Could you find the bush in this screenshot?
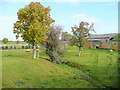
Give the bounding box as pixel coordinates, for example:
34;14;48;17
45;25;64;64
10;46;13;49
69;37;77;46
22;46;24;49
25;46;28;49
70;37;89;50
28;46;30;49
2;38;8;44
5;46;8;49
2;46;4;50
14;46;16;49
109;41;119;50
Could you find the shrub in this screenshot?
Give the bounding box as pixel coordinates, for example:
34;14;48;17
45;25;64;64
2;38;8;44
25;46;28;49
14;46;16;49
22;46;24;49
5;46;8;49
2;46;4;50
10;46;13;49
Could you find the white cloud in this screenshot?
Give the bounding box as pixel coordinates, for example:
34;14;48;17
71;13;100;25
70;13;116;34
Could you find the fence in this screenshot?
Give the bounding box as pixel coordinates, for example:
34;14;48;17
0;44;33;50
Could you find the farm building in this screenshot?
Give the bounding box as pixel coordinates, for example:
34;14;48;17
88;33;118;49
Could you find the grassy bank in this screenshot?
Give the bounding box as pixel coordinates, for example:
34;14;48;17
2;49;93;88
1;46;118;88
62;46;118;88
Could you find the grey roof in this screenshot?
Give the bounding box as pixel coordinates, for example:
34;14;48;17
89;33;118;39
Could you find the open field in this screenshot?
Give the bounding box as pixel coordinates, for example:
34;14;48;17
1;46;118;88
62;47;118;88
0;41;26;44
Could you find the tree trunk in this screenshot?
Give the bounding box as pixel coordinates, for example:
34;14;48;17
32;45;37;59
78;47;81;56
36;45;40;58
36;50;39;58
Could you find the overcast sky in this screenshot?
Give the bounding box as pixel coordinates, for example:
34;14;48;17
0;0;119;41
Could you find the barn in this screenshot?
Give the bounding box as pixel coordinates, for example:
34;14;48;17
88;33;118;49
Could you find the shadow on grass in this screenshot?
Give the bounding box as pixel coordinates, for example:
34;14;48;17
39;56;51;62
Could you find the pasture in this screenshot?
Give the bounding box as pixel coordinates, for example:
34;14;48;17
1;46;118;88
0;41;26;44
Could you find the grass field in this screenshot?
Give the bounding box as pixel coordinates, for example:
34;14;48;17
63;46;118;88
0;41;26;44
1;46;118;88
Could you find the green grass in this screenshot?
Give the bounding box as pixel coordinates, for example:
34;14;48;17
1;46;118;88
62;46;118;88
0;41;26;44
0;50;2;89
2;49;93;88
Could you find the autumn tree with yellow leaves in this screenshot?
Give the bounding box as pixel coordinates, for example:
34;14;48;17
13;2;55;59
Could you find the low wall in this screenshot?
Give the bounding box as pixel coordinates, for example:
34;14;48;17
0;44;29;46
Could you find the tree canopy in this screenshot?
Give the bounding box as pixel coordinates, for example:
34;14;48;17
13;2;55;59
2;38;8;44
13;2;55;46
71;21;95;56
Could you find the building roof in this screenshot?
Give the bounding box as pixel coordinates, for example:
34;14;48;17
89;33;118;39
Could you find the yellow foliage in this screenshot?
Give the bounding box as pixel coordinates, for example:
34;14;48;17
13;2;55;45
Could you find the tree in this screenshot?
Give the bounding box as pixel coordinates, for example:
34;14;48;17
61;32;72;41
13;2;55;59
70;35;89;49
114;34;120;41
109;34;120;50
61;32;73;48
45;25;63;63
71;21;95;56
2;38;8;44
